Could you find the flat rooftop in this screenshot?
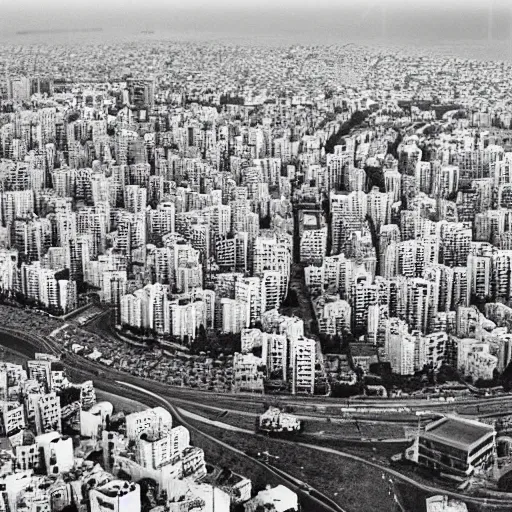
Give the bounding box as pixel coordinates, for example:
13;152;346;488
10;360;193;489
303;213;318;228
422;417;494;452
350;343;377;357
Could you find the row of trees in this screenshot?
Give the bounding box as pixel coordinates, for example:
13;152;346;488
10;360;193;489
0;291;65;317
120;323;243;358
324;110;371;154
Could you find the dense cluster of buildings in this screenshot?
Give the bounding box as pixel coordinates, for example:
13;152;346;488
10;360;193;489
1;39;512;398
302;125;512;385
2;28;512;512
0;353;301;512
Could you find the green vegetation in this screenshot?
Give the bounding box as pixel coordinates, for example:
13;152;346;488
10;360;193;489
0;304;63;337
474;370;500;389
280;289;299;308
330;382;364;398
190;329;241;357
324;110;371;154
364;166;385;192
219;94;245;105
60;386;81;406
435;364;461;384
387;131;402;159
188;420;396;512
188;429;282;494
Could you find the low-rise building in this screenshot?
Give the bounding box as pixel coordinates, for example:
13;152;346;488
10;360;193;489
417;416;496;477
244;485;298;512
258;407;301;433
232;353;265;393
90;480;140;512
466;345;498;382
426;495;468;512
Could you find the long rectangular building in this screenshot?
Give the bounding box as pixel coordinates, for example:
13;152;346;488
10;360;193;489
418;415;495;477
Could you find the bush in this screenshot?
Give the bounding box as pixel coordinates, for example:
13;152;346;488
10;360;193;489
331;382;363;398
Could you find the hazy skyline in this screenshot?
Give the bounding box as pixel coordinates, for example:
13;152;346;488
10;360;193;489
3;0;509;8
1;0;512;49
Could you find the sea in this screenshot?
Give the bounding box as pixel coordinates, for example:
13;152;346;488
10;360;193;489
0;27;511;66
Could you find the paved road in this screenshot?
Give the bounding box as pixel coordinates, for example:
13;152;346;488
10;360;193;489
119;381;348;512
69;315;512;418
5;329;512;510
177;407;254;434
0;329;344;512
6;323;512;426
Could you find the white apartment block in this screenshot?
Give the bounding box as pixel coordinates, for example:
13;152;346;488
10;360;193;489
125;407;173;441
169;300;205;340
34;392;61;435
290;336;316;395
221;298;248;333
1;403;25;436
300;228;327;265
90;480;141;512
37;431;74;476
137;426;190;470
262;333;288;381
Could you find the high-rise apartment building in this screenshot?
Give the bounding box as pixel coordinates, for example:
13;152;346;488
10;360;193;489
290;336;316;395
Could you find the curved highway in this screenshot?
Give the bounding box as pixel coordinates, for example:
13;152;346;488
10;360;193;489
116;380;512;510
0;328;344;512
119;381;347;512
4;328;512;510
79;311;512;418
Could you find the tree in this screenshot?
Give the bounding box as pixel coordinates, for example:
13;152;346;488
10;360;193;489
365;166;385;192
61;506;78;512
387;131;402;159
341;329;356;345
67;112;80;123
281;289;299;308
59;386;81;407
365;214;380;276
331;382;363;398
324;110;371;154
259;216;271;229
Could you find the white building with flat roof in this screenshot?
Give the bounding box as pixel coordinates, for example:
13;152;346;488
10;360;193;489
36;431;74;476
125;407;173;441
291;337;316;395
244;485;298;512
90;480;140;512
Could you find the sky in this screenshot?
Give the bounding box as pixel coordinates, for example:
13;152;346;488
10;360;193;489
1;0;512;46
1;0;508;8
